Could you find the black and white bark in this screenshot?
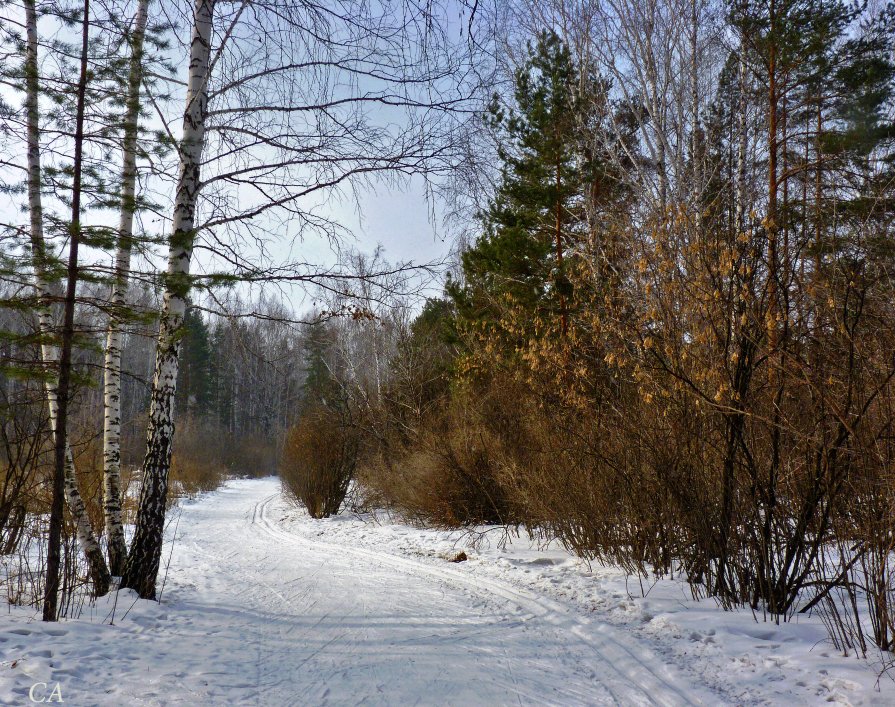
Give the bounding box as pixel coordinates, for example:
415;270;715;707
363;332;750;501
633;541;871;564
689;0;702;226
103;0;150;578
121;0;214;599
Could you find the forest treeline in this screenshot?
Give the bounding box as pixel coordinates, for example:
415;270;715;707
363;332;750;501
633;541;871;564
281;2;895;661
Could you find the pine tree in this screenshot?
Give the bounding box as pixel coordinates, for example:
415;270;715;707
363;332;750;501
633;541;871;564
450;31;632;373
451;32;583;343
301;320;340;413
176;307;213;418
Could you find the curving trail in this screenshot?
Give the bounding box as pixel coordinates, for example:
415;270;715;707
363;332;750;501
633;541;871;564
1;478;724;706
251;489;715;706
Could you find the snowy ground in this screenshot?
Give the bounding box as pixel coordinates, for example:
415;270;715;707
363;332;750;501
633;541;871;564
1;477;893;706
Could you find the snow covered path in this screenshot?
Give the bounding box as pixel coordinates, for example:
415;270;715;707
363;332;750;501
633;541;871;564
2;478;722;706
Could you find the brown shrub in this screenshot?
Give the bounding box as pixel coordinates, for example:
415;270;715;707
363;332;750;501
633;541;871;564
1;391;48;551
281;406;358;518
358;378;521;528
169;418;227;498
70;431;106;532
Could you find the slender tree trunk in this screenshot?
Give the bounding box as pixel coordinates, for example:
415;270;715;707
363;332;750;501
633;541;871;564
27;0;62;623
735;49;747;231
690;0;702;227
764;0;785;612
27;0;110;621
103;0;150;577
122;0;214;599
658;142;668;210
814;107;823;280
555;160;567;335
766;3;780;357
49;0;91;612
642;38;668;212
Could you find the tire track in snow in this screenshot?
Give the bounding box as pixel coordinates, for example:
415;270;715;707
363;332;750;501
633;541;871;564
251;491;719;707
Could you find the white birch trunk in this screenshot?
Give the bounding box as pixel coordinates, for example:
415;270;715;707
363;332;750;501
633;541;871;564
690;0;702;228
25;0;110;594
122;0;214;599
735;48;748;231
103;0;150;578
644;59;668;211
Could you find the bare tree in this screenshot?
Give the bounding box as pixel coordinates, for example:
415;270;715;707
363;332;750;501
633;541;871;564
122;0;481;597
103;0;151;578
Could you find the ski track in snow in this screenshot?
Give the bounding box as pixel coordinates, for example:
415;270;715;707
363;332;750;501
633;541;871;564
0;477;891;706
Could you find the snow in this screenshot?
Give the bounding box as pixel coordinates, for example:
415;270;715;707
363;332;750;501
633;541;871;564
1;477;893;705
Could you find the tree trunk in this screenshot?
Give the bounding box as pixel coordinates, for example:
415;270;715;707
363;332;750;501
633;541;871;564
735;48;747;231
555;160;567;335
27;0;62;623
26;0;110;622
103;0;150;577
690;0;702;228
122;0;214;599
766;1;780;356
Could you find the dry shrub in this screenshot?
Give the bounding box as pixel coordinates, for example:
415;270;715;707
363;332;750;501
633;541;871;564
360;387;518;527
1;392;99;612
70;431;107;532
170;450;221;498
221;432;279;477
816;456;895;657
497;227;895;626
65;407;146;529
169;418;227;498
281;406;358;518
1;389;47;553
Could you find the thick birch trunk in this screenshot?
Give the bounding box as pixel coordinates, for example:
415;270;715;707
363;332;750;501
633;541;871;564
122;0;214;599
25;0;110;616
103;0;150;577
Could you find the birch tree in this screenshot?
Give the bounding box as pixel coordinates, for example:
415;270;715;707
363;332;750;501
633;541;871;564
103;0;151;578
121;0;214;599
122;0;480;597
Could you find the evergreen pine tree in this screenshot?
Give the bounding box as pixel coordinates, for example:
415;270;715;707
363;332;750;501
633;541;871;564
176;307;213;418
301;321;340;413
450;32;584;344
